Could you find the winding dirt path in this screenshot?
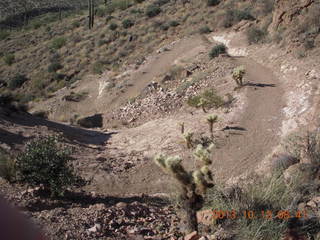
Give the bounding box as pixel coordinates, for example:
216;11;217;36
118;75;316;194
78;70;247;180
210;33;285;180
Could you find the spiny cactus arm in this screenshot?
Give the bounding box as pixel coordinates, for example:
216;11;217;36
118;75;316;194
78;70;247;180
165;156;191;186
192;170;208;194
193;144;213;165
154;154;168;171
200;166;213;181
207;115;218;124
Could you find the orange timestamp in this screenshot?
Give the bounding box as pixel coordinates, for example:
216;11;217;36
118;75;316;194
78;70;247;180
211;209;308;220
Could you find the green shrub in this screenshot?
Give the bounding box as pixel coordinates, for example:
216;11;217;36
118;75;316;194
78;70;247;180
169;20;180;27
113;0;132;10
96;7;106;17
209;44;226;58
48;62;63;73
304;39;315;50
247;26;267;44
92;61;105;74
207;0;220;6
72;21;80;28
109;22;118;30
0;30;10;40
146;5;161;17
16;136;77;197
122;19;134;28
32;22;42;29
154;0;170;6
222;9;254;28
3;53;15;66
134;0;145;3
199;26;211;34
8;74;28;90
187;89;224;109
51;37;67;49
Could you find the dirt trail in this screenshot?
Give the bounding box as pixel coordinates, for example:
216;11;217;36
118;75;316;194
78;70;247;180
84;33;286;195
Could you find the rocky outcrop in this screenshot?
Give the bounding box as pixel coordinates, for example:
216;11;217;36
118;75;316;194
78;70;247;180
271;0;315;30
77;114;103;129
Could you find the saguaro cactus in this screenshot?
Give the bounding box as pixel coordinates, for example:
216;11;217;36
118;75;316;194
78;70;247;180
88;0;95;29
232;65;246;87
206;115;218;136
154;144;214;233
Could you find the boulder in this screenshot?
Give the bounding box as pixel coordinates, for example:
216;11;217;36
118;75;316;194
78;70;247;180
77;114;103;128
185;231;200;240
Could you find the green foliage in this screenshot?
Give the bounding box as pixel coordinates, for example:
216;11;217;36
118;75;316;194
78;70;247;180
199;26;211;34
247;26;267;44
109;22;118;30
134;0;145;3
51;37;67;49
0;30;10;41
222;9;255;28
146;5;161;18
0;151;16;182
48;62;63;73
169;20;180;27
209;44;226;58
122;19;134;28
154;0;170;6
3;53;15;66
16;136;77;197
207;0;220;6
92;61;105;74
187;89;224;110
72;21;80;28
8;74;28;90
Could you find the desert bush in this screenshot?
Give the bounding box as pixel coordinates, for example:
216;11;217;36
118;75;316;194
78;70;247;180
72;21;80;28
282;130;320;164
247;26;267;44
63;91;88;102
3;53;15;66
8;74;28;90
96;7;106;17
134;0;145;3
109;22;118;30
304;39;315;50
187;89;224;111
146;5;161;17
48;62;63;73
114;0;133;10
222;9;254;28
16;136;77;197
169;20;180;27
0;151;15;182
0;30;10;40
122;19;134;28
209;44;226;58
207;0;220;6
51;37;67;49
154;0;170;6
92;61;105;74
199;26;211;34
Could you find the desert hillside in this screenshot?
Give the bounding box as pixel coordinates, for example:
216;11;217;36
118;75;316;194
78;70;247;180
1;0;320;239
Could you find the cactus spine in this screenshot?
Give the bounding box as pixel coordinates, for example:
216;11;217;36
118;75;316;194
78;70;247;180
232;65;246;87
154;144;214;232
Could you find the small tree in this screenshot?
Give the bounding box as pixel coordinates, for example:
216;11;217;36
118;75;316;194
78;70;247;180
207;115;218;136
154;144;214;233
232;65;246;87
197;97;207;113
17;136;77;197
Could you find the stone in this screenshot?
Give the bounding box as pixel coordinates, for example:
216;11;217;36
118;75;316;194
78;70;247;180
197;210;214;226
115;202;127;208
88;223;102;233
77;114;103;128
184;231;200;240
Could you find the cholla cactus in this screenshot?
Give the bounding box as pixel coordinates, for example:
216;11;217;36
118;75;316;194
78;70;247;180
197;97;207;113
154;144;214;232
184;132;194;149
206;115;218;135
178;122;185;134
232;65;246;87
